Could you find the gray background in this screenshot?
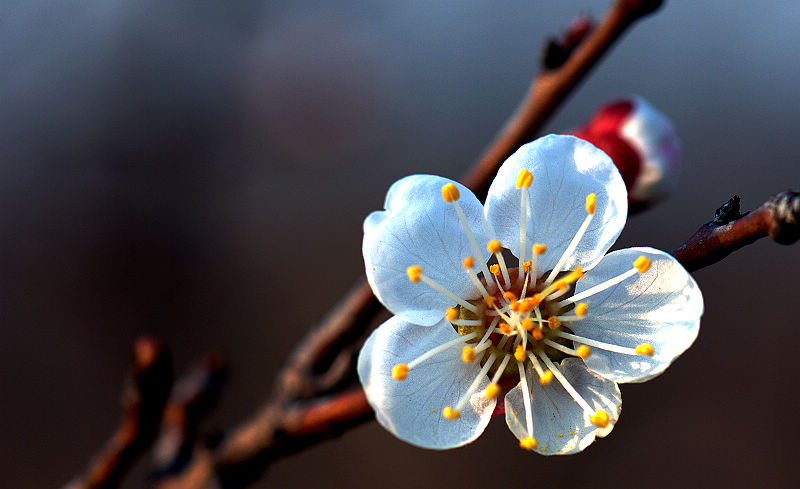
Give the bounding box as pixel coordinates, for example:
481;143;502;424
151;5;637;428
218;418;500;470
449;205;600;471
1;1;798;488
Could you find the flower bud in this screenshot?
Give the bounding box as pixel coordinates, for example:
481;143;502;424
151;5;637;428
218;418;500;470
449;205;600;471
571;96;681;211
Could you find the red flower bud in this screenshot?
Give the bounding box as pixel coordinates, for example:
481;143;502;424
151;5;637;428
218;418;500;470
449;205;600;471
572;96;681;211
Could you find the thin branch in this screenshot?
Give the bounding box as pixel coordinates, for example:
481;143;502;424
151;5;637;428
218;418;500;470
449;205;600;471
463;0;664;200
671;191;800;272
64;338;172;489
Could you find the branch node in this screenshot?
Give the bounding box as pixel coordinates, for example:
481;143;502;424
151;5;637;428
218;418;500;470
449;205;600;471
766;190;800;244
714;195;742;224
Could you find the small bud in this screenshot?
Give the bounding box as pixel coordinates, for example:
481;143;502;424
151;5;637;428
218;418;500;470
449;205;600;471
571;96;680;211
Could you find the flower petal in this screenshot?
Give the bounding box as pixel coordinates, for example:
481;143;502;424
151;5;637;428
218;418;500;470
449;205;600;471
505;358;621;455
357;316;496;449
570;247;703;383
485;134;627;274
364;175;490;326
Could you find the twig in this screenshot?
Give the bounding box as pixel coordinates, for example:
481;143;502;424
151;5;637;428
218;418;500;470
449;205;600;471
671;191;800;272
152;353;227;477
64;337;172;489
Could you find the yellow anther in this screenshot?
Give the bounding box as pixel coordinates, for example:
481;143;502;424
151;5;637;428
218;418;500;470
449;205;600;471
633;255;652;273
585;193;597;215
510;300;520;311
485;296;497;308
406;265;422;283
519;436;538;450
576;345;592;359
441;183;460;203
531;328;544;341
556;282;568;291
521;318;534;330
514;345;526;362
443;406;461;420
485;383;501;399
462;346;476;363
445;307;459;321
529;294;543;307
517;300;531;313
533;243;547;255
499;323;512;335
490;264;500;276
392;364;409;381
522;260;532;272
487;239;502;254
516;168;533;189
590;410;610;428
635;343;655;356
539;370;554;385
462;256;475;269
563;266;585;284
503;291;517;301
547;316;561;329
575;303;588;317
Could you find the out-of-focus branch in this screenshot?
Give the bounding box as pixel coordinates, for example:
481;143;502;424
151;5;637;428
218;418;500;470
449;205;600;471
152;353;227;477
463;0;664;200
64;338;172;489
671;191;800;272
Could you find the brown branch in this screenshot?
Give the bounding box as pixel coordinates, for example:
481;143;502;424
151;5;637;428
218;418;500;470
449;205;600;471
152;353;227;478
64;337;172;489
671;191;800;272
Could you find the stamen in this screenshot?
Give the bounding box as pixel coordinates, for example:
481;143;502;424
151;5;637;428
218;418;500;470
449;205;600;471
525;352;551;385
441;184;494;284
531;328;544;341
445;307;458;321
454;352;497;412
443;406;460;420
519;436;538;450
485;383;501;399
548;316;561;329
462;346;476;363
392;364;408;381
517;169;532;278
545;194;596;285
542;338;589;359
538;353;596;416
407;265;480;313
488;240;511;288
489;354;512;387
450;319;483;327
406;331;481;369
521;318;535;330
633;255;652;273
561;258;648;306
441;183;460;203
555;330;653;356
463;256;490;298
575;303;588;316
590;410;610;428
530;243;546;281
514;344;526;362
517;358;535;438
539;266;585;299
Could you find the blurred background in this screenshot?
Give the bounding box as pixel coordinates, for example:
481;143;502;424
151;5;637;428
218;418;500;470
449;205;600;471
1;1;799;487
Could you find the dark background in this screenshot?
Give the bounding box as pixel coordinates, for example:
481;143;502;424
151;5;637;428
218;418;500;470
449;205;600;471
1;1;799;488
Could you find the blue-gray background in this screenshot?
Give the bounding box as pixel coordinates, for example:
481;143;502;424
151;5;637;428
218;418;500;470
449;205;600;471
1;1;798;488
